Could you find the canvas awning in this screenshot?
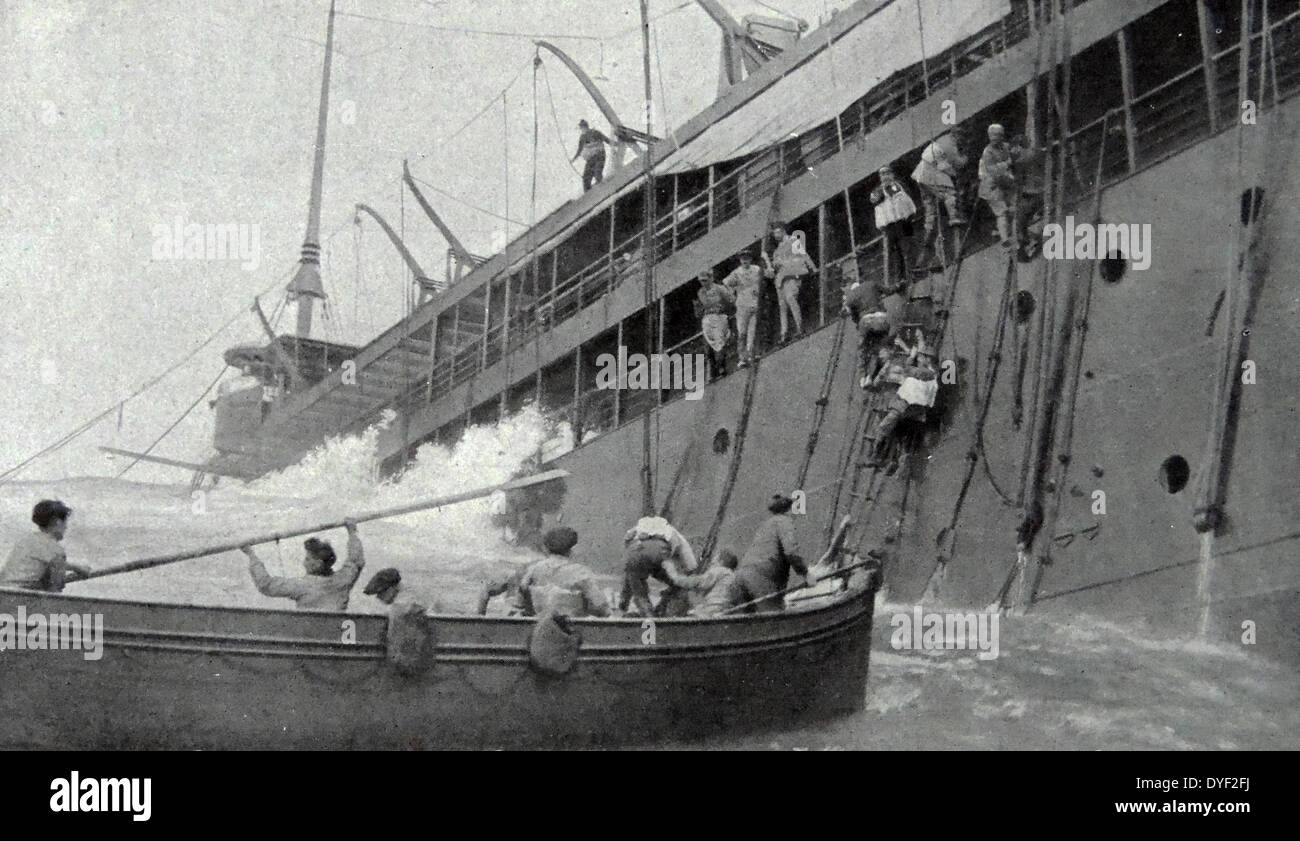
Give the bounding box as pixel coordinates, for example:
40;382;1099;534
656;0;1012;173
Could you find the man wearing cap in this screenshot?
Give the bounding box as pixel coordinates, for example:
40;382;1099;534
979;123;1017;248
240;518;365;611
517;526;611;618
618;515;697;617
363;567;433;674
722;250;764;366
363;566;408;605
730;495;815;614
1;500;91;592
572;119;611;192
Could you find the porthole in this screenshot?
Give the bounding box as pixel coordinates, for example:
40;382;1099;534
1013;290;1036;324
712;428;731;455
1158;455;1190;494
1099;250;1127;284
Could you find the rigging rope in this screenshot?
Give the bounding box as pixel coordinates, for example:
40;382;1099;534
921;253;1017;598
0;262;296;485
794;314;847;490
114;366;230;480
699;359;763;566
538;61;582;176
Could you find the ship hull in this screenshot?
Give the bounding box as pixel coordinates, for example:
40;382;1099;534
537;104;1300;670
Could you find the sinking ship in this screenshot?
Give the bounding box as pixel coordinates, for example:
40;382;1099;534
192;0;1300;668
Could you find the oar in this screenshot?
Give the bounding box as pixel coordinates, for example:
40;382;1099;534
81;469;570;580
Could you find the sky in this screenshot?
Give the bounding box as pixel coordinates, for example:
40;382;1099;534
0;0;844;483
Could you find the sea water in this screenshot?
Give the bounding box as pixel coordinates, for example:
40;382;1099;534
2;407;1295;750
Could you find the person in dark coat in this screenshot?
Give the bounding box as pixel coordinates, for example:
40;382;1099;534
729;495;817;613
573;119;611;191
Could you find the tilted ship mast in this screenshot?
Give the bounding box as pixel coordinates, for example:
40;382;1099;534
285;0;336;338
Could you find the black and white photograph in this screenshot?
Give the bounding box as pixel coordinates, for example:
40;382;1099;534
0;0;1294;782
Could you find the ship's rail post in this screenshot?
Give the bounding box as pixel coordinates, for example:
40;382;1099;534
707;165;716;233
1114;28;1140;174
1194;0;1221;132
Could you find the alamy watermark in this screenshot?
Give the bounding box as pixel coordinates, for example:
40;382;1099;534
594;347;706;401
889;607;999;660
151;216;261;270
1042;215;1151;270
0;607;104;661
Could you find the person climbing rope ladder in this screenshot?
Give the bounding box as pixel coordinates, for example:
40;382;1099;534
864;337;938;473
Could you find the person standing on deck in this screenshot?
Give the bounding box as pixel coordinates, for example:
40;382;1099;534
618;515;697;617
0;500;91;592
730;495;816;613
870;165;921;288
241;518;364;611
722;250;763;367
694;272;735;380
768;225;817;344
979;123;1017;249
572;119;610;192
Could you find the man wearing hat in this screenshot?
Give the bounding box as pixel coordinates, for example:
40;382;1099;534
363;566;406;605
730;494;816;614
517;526;611;618
722;249;764;366
363;567;433;674
1;499;91;592
241;518;365;611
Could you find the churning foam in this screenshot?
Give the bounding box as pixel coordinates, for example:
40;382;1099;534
227;405;568;562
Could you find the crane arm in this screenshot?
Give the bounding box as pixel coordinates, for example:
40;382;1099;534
402;160;481;270
354;203;435;286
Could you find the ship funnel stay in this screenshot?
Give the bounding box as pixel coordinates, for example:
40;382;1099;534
288;0;336;338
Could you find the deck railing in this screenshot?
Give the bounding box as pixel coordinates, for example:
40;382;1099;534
358;3;1300;442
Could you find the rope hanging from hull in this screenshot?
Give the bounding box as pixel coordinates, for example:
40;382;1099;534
922;253;1018;600
699;358;763;566
794;314;848;490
